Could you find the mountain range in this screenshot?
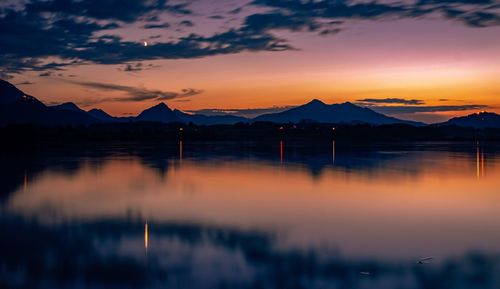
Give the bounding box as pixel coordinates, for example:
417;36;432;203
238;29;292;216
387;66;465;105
1;79;499;128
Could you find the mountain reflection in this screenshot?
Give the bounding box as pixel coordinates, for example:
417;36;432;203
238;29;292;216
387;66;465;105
3;141;500;200
2;142;500;288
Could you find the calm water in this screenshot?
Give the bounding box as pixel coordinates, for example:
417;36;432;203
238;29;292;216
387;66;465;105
1;141;500;289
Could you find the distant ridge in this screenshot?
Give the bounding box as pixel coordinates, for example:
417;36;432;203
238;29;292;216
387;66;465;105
51;102;86;113
439;112;500;128
87;108;115;121
173;109;247;125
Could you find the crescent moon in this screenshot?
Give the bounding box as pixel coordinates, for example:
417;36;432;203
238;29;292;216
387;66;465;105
143;41;148;47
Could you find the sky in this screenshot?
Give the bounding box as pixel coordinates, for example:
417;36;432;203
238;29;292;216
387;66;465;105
1;0;499;123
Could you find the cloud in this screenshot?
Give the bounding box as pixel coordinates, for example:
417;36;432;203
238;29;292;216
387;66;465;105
25;0;190;23
179;20;194;27
0;3;291;77
142;22;171;29
368;104;489;114
357;98;425;105
0;71;13;79
123;63;143;72
39;71;52;77
209;15;225;20
251;0;500;29
15;81;34;85
120;62;159;72
70;81;203;102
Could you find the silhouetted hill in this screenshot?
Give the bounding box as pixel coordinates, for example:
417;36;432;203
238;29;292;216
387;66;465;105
439;112;500;128
0;80;98;126
254;99;423;125
136;102;182;123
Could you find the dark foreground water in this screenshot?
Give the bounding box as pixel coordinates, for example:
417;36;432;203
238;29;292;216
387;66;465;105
1;141;500;289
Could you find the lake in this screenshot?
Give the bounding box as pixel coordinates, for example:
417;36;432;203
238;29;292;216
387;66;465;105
1;141;500;289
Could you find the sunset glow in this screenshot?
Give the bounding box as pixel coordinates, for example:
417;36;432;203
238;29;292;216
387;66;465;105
1;1;498;123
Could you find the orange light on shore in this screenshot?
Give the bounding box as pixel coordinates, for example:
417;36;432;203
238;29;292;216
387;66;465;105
144;221;149;254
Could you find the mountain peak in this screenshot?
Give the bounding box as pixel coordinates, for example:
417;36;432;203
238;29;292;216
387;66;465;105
137;102;180;123
307;99;326;106
335;101;358;108
152;102;170;109
255;99;421;125
88;108;115;121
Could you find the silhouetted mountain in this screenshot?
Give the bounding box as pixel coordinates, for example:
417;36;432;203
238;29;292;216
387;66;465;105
136;102;182;123
254;99;423;126
439;112;500;128
0;80;99;126
0;79;24;104
173;109;247;125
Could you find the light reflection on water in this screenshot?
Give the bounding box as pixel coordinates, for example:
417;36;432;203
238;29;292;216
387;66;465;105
1;141;500;288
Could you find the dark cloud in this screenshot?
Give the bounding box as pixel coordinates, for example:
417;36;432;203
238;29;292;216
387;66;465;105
0;0;498;78
39;71;52;77
120;62;159;72
0;3;291;77
243;12;331;33
25;0;190;23
229;7;243;14
179;20;194;27
251;0;500;30
368;104;489;114
15;81;35;85
0;71;13;79
357;98;426;105
123;63;143;72
209;15;225;20
70;81;203;102
142;22;171;29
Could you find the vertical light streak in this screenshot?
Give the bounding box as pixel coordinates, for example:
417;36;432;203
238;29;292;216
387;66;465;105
144;221;149;255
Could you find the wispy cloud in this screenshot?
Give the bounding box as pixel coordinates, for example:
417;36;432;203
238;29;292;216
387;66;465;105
369;104;489;114
356;98;425;105
70;81;203;103
15;81;34;85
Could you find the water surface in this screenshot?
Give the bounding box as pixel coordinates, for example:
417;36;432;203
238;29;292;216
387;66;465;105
1;142;500;288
